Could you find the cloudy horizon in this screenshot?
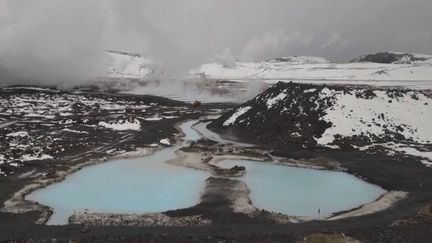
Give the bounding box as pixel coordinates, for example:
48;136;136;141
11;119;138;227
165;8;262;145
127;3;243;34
0;0;431;84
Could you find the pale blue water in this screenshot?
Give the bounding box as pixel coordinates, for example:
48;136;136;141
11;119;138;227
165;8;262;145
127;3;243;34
27;146;208;225
27;120;386;225
192;121;253;147
218;160;386;218
179;120;201;141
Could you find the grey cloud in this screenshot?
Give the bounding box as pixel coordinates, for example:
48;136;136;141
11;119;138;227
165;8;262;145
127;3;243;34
0;0;431;84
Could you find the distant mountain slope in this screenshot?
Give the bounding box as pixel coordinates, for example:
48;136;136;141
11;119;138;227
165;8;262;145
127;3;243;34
351;52;432;64
265;56;330;64
191;53;432;81
103;50;161;80
209;82;332;147
209;82;432;166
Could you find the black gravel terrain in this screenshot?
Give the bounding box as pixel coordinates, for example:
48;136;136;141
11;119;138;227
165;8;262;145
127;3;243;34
1;85;432;242
209;82;332;148
209;82;432;150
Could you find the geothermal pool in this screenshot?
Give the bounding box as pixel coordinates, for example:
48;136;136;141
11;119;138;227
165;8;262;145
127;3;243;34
27;146;209;225
27;120;209;225
218;159;386;218
27;119;385;224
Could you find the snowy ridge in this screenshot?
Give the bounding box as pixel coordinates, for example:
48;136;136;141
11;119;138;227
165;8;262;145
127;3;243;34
98;119;141;131
351;52;432;64
316;89;432;146
209;82;333;147
266;56;330;64
210;82;432;166
192;53;432;81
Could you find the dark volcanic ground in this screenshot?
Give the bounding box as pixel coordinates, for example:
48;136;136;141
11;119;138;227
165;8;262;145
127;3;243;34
209;82;432;150
1;85;432;242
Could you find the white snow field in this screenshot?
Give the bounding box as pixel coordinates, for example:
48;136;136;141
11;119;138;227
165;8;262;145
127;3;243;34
92;51;432;102
310;88;432;166
98;119;141;131
191;53;432;85
220;83;432;166
316;89;432;146
101;51;432;84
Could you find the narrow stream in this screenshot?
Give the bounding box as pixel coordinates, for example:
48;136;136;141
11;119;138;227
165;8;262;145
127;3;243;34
193;120;253;147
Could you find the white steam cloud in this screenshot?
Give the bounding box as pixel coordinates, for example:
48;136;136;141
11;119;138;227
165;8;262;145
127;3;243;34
0;0;431;85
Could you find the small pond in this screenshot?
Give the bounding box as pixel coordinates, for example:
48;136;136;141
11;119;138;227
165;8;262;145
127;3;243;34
218;159;385;218
27;147;208;225
27;120;385;224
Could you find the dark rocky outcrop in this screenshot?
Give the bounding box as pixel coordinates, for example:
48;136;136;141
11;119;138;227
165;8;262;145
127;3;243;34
209;82;334;148
209;81;431;150
350;52;430;64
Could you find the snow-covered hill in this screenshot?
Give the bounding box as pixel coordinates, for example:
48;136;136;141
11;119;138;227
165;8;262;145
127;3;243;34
351;52;432;64
209;82;432;166
191;53;432;81
102;50;162;80
265;56;330;64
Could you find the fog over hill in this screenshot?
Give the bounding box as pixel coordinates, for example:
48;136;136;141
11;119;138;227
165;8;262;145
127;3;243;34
1;0;432;85
193;52;432;81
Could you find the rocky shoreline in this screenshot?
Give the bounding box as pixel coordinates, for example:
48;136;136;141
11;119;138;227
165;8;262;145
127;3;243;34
1;146;159;224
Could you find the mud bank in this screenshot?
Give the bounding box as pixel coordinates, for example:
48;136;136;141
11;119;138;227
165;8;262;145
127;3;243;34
328;191;408;220
69;213;211;227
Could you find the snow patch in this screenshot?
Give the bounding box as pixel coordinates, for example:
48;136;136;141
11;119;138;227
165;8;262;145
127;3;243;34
21;154;53;161
223;106;252;126
396;147;432;166
316;89;432;146
387;144;432;167
192;56;432;82
159;138;171;145
6;131;29;137
98;120;141;131
62;128;89;134
144;117;163;121
304;88;317;93
266;90;288;109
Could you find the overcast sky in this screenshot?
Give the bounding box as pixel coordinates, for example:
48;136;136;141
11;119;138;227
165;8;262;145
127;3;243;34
0;0;431;84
